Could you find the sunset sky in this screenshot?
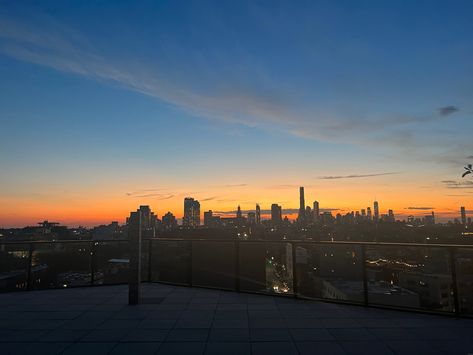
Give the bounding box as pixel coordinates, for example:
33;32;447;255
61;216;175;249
1;0;473;227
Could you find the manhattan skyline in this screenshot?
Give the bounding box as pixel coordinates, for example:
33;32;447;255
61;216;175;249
1;1;473;227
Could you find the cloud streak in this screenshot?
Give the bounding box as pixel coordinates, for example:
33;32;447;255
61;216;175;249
405;207;434;210
438;106;459;116
441;180;473;189
317;172;400;180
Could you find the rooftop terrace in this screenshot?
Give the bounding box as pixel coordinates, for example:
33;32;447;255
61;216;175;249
1;283;472;355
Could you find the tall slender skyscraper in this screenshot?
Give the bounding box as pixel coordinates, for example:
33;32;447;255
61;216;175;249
298;186;305;221
256;204;261;224
313;200;320;222
367;207;372;220
373;201;379;221
461;206;467;225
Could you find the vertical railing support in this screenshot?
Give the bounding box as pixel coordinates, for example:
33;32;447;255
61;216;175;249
292;242;298;298
148;239;153;283
26;243;34;290
361;245;369;306
90;242;96;285
128;210;142;305
449;247;460;316
235;240;240;292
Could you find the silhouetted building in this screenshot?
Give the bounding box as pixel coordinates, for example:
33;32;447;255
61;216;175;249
183;197;200;227
127;205;157;237
424;211;435;225
271;204;282;225
313;201;319;222
204;210;214;227
388;209;395;223
256;204;261;224
237;205;242;219
461;206;467;225
374;201;379;221
298;187;305;222
367;207;372;220
162;212;177;230
305;206;313;223
247;212;256;224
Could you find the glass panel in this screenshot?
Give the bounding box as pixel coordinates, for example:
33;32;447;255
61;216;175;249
0;243;30;292
239;242;267;293
296;244;363;303
455;248;473;316
265;242;294;295
94;241;130;285
192;241;235;290
239;242;294;295
141;239;150;282
31;242;91;289
365;246;453;312
151;240;190;285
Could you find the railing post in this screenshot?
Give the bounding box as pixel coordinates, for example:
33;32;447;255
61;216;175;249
128;210;142;305
148;239;153;283
188;241;193;287
235;240;240;292
361;244;369;306
292;242;298;298
90;242;96;286
26;243;34;290
449;247;460;316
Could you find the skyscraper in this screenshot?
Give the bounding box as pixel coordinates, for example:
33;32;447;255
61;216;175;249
367;207;372;220
388;209;395;222
313;200;320;222
183;197;200;227
204;210;213;227
461;206;467;225
237;205;242;219
256;204;261;224
271;203;282;225
305;206;313;222
298;186;305;222
247;212;256;224
162;211;177;230
373;201;379;221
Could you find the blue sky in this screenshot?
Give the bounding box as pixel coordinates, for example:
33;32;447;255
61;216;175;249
1;0;473;225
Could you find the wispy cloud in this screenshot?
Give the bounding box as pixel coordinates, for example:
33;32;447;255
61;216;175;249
438;105;459;116
406;207;434;210
317;172;400;180
441;180;473;189
129;193;175;200
201;196;218;201
126;188;165;196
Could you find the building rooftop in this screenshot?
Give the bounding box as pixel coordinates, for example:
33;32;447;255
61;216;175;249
1;283;472;355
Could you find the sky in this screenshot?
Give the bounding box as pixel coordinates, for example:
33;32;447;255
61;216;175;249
1;0;473;227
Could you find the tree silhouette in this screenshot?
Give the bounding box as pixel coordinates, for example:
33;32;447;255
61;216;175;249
462;164;473;178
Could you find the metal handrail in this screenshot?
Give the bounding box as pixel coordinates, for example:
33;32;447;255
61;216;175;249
0;238;472;248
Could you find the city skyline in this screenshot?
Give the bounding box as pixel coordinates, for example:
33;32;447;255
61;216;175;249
1;1;473;227
1;185;470;228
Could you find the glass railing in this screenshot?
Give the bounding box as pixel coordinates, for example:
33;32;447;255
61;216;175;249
0;239;472;317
